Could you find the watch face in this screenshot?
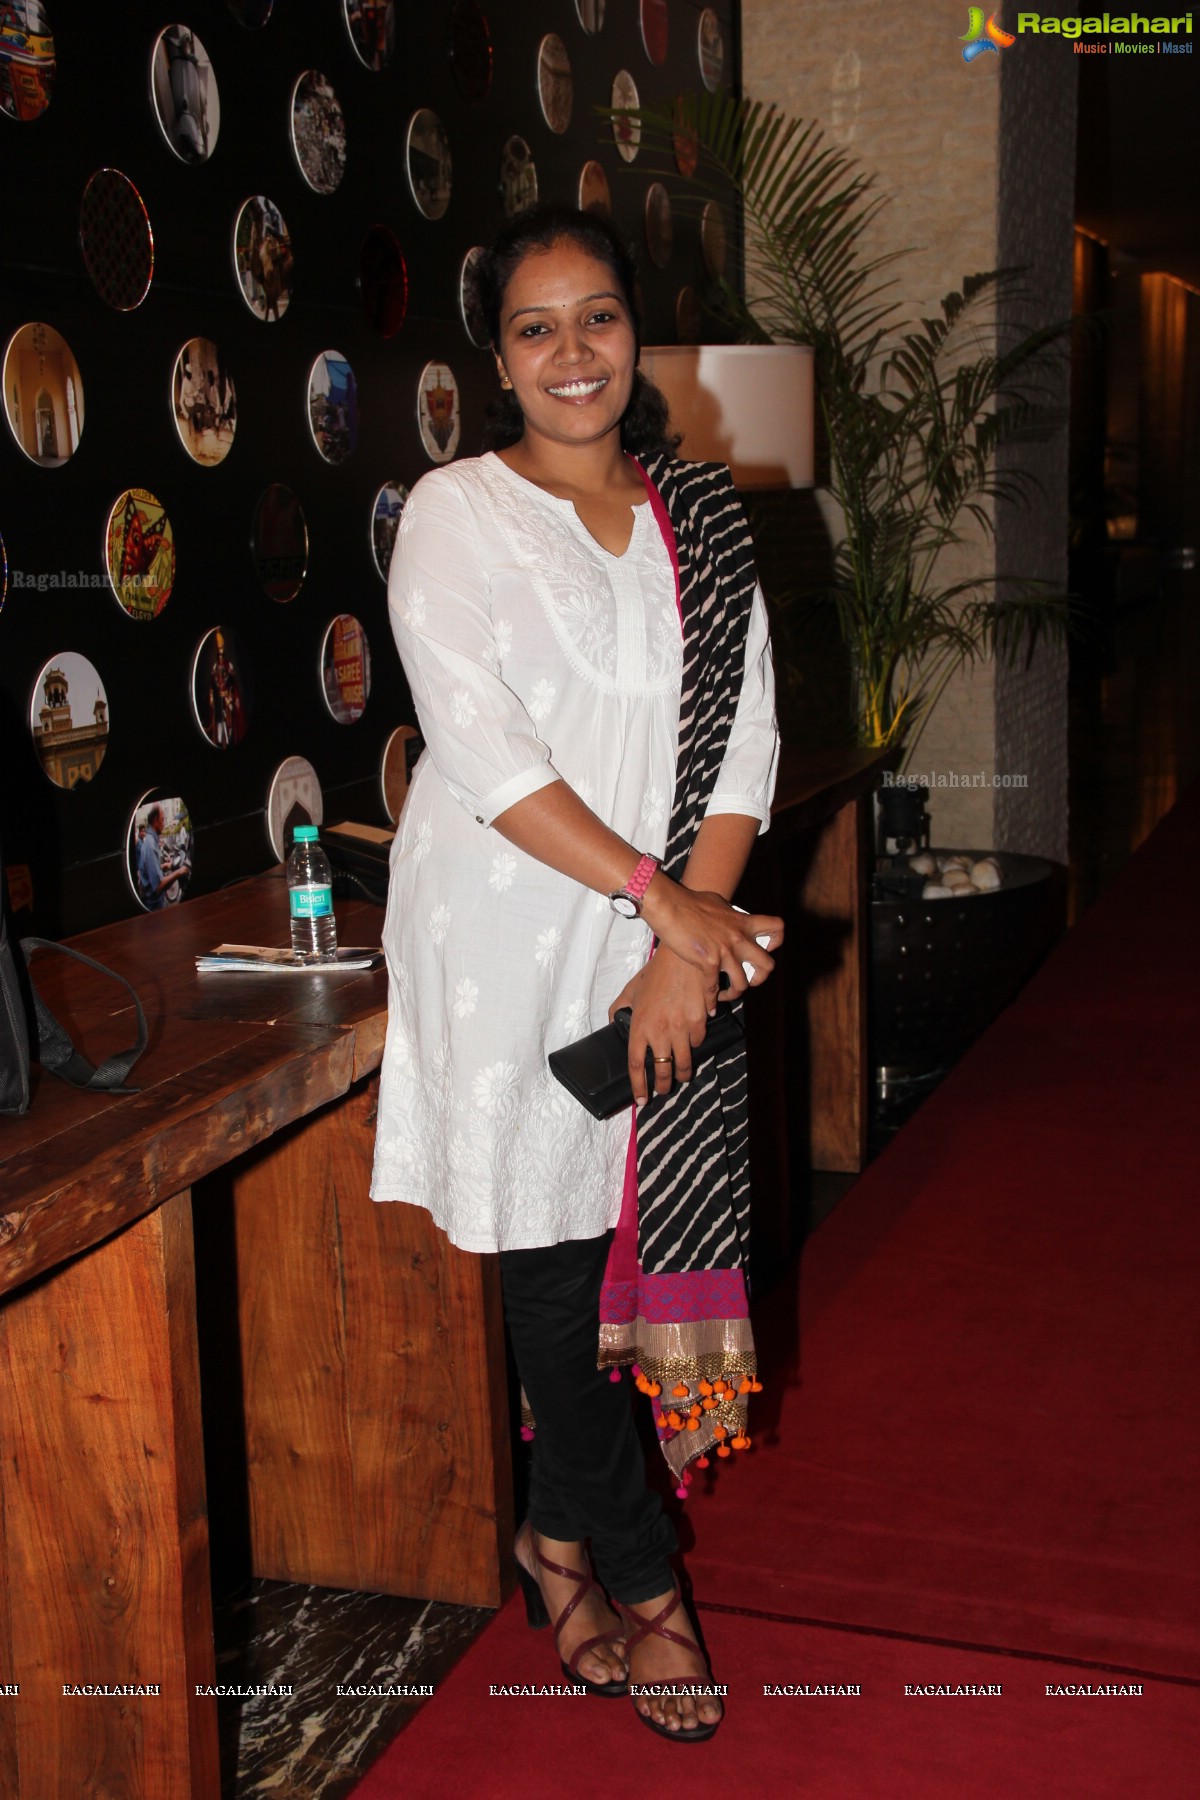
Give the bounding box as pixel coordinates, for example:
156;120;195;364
610;893;638;918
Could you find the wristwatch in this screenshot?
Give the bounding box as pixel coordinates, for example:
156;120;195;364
609;852;660;919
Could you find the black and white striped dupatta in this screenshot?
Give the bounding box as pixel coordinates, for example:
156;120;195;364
598;453;764;1481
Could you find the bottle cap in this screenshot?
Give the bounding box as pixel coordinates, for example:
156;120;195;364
292;824;319;842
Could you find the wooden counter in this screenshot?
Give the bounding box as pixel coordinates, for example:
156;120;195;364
0;876;512;1799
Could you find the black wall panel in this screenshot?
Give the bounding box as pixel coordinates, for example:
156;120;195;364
0;0;739;937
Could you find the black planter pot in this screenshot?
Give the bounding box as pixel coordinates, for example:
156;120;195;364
870;849;1065;1079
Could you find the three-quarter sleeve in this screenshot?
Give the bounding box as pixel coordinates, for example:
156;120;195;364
388;471;560;826
704;581;781;834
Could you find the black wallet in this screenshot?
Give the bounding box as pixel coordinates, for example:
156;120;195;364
548;1005;745;1119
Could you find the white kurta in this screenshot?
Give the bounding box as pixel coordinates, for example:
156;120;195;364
369;452;779;1253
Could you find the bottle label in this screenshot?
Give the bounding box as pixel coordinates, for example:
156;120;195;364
289;884;333;919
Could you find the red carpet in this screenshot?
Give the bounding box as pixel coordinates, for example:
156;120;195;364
351;1592;1195;1800
352;784;1200;1795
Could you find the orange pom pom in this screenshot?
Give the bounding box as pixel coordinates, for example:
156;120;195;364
713;1423;727;1440
667;1411;682;1429
738;1378;752;1395
634;1376;649;1393
671;1383;689;1399
716;1444;731;1458
698;1379;714;1396
654;1413;667;1429
689;1404;702;1418
750;1380;763;1393
686;1417;700;1431
696;1455;711;1468
701;1396;718;1410
731;1434;750;1450
646;1382;662;1397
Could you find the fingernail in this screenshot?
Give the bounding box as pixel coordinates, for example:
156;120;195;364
635;1097;646;1109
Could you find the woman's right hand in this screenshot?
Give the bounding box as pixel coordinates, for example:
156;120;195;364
640;876;784;1001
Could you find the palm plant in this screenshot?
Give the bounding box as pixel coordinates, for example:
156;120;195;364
622;94;1073;760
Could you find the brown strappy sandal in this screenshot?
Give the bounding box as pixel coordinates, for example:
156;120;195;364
618;1576;723;1742
513;1524;628;1698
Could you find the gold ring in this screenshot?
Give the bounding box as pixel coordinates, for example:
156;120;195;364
653;1054;673;1064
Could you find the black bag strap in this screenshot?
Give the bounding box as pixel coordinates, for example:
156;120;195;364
19;938;148;1095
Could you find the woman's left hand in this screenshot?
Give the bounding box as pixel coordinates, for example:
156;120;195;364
608;947;721;1104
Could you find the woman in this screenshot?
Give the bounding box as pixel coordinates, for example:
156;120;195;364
371;205;782;1739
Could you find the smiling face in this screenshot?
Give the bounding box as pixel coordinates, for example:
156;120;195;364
494;238;637;456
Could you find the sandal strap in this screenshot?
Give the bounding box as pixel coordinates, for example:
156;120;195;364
618;1580;700;1658
565;1624;625;1677
530;1540;600;1643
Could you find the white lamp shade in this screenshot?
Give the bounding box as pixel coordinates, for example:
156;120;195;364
639;343;815;489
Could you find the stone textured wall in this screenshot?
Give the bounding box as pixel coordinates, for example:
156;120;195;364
993;34;1076;860
742;3;1075;856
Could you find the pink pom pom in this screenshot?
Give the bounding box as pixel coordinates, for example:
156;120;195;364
519;1425;535;1441
631;1363;643;1379
608;1368;622;1383
674;1485;688;1500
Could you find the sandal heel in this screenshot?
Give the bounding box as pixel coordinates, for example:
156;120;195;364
516;1557;550;1630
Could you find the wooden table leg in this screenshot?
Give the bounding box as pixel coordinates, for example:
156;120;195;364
0;1191;219;1799
803;794;871;1173
228;1077;515;1607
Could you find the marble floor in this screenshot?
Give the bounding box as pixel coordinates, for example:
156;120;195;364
215;572;1199;1799
213;1582;490;1798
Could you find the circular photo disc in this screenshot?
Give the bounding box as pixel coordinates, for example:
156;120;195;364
307;350;358;465
573;0;605;33
537;33;572;135
698;8;725;91
127;791;195;913
30;652;109;789
406;109;452;221
192;626;251;749
500;134;537;218
611;71;640;164
321;614;372;725
673;97;698;178
233;196;293;322
0;528;7;614
266;755;323;862
343;0;394;71
381;724;423;824
459;246;489;348
371;481;409;580
80;170;154;310
251;483;308;602
0;2;55;120
675;286;703;345
150;25;220;164
3;322;85;466
172;336;236;467
449;0;492;104
105;489;176;620
645;182;673;270
228;0;274;25
360;225;408;338
417;361;461;464
701;200;727;280
578;160;611;216
640;0;668;66
291;71;346;195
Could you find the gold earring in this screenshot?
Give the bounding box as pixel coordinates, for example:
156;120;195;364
499;373;511;389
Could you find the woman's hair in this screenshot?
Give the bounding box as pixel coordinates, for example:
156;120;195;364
473;203;679;458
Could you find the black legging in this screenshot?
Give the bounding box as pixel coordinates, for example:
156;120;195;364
498;1228;678;1605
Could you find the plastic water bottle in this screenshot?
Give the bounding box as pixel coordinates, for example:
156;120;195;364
287;824;338;961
